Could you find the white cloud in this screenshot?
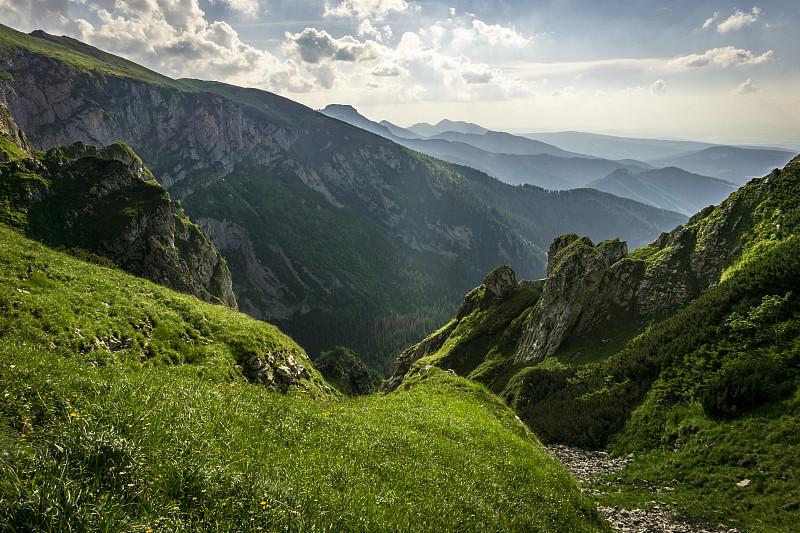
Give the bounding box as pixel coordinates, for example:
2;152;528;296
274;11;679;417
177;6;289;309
717;6;761;33
650;79;666;94
702;12;719;29
451;19;531;48
370;62;408;76
283;28;385;64
75;0;319;93
357;19;381;39
669;46;772;69
323;0;416;21
551;86;583;97
734;78;760;94
209;0;259;16
471;20;530;47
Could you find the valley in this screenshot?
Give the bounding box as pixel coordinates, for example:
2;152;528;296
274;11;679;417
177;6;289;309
1;20;799;533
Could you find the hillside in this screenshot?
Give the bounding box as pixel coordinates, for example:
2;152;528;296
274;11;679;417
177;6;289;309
0;104;236;308
0;224;608;532
587;167;740;215
0;23;684;373
386;156;800;531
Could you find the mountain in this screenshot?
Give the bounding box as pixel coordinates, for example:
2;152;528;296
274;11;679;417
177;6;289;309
378;119;419;139
318;103;397;139
407;119;490;137
0;103;237;308
427;130;580;158
385;156;800;531
646;145;795;185
520;131;716;161
321;104;651;189
0;23;683;374
587;166;740;215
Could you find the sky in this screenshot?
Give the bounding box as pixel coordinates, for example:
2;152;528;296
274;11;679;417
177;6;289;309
3;0;800;145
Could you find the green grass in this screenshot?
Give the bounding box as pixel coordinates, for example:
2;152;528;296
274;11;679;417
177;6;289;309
0;224;323;389
0;226;609;532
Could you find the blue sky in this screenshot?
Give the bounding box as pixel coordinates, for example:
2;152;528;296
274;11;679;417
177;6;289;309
3;0;799;144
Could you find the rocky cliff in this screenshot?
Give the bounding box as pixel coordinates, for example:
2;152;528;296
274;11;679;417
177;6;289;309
516;172;767;362
0;105;237;308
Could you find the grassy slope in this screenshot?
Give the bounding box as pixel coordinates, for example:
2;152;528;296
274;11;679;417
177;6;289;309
0;225;608;532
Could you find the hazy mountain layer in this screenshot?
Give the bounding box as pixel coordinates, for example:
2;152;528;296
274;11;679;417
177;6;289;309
322;104;651;189
646;145;795;184
587;166;740;215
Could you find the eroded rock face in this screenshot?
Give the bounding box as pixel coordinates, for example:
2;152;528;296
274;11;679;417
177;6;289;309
516;236;608;361
516;182;762;362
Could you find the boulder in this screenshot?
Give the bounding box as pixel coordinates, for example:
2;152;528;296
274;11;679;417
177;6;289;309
483;264;517;298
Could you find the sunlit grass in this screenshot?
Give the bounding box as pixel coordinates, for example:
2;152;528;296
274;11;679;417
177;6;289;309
0;226;608;531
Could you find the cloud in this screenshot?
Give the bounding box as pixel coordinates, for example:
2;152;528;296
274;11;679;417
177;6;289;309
734;78;760;94
551;86;583;97
209;0;259;16
71;0;320;93
702;12;719;29
323;0;416;21
370;62;408;76
283;28;385;64
670;46;772;69
717;6;761;33
472;20;530;47
357;19;381;39
650;79;666;94
452;19;531;48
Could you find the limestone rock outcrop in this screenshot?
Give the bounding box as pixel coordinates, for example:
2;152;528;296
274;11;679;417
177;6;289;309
516;180;765;362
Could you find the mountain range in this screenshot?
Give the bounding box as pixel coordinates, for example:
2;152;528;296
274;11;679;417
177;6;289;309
0;23;684;373
321;105;795;214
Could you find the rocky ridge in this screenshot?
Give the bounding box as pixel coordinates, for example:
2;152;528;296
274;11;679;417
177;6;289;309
0;105;237;308
516;179;764;362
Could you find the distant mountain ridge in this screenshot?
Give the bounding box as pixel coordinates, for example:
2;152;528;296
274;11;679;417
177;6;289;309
320;104;650;189
587;166;740;215
392;118;795;185
646;145;796;184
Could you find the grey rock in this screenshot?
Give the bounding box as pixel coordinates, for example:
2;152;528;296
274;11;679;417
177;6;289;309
483;264;517;298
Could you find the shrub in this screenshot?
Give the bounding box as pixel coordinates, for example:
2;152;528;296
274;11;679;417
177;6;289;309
700;354;792;418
